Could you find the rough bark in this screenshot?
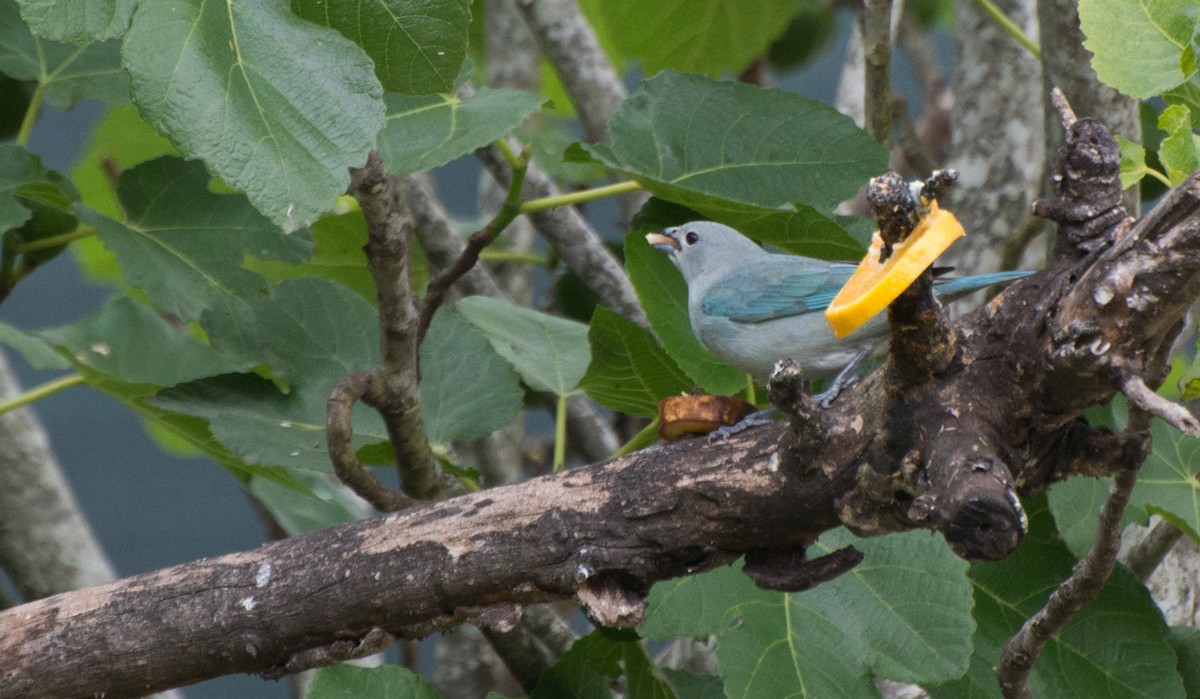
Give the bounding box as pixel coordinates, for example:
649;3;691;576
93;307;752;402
2;116;1197;698
0;353;115;600
946;0;1044;272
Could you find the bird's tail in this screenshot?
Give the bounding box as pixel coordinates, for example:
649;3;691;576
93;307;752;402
935;270;1033;299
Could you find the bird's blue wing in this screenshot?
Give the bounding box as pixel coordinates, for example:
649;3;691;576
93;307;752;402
702;262;859;323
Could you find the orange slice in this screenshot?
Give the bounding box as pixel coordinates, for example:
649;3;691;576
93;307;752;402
825;203;964;339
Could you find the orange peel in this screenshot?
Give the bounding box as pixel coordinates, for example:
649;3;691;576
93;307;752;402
825;203;964;339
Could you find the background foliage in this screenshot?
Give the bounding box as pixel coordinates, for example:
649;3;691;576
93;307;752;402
3;0;1200;697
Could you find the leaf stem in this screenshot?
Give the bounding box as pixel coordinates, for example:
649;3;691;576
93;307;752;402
16;86;43;147
13;226;96;254
553;393;569;472
1148;168;1173;187
477;250;552;267
493;138;523;170
611;418;659;458
518;180;642;214
972;0;1040;58
0;373;85;416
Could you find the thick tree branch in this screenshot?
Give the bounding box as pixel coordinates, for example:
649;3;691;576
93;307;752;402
861;0;894;147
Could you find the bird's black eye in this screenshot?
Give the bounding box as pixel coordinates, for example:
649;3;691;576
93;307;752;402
685;231;699;245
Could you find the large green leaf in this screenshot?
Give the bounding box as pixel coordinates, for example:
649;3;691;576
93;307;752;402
291;0;471;94
580;0;804;77
643;529;974;695
17;0;134;42
0;0;127;107
154;373;386;473
457;295;590;395
419;306;523;444
532;629;675;699
377;86;545;175
1129;420;1200;542
307;663;440;699
79;156;312;323
122;0;385;230
586;72;887;213
69;105;177;283
155;278;390;472
245;207;374;301
623;231;746;395
1079;0;1196;98
40;297;245;386
928;496;1184;699
580;306;691;417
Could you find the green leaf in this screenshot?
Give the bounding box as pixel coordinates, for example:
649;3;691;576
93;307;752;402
307;663;440;699
457;295;590;395
1158;104;1200;184
419;306;523;443
533;628;674;699
1046;475;1117;557
1169;626;1200;698
586;72;887;213
292;0;471;95
928;496;1185;699
1128;420;1200;542
154;373;384;472
79;156;312;322
69;105;178;283
644;530;974;694
40;297;245;386
623;231;746;395
1079;0;1197;98
155;278;391;471
803;529;974;684
580;306;691;417
0;0;127;107
17;0;135;42
122;0;385;230
248;470;365;536
1117;135;1155;190
245;207;374;301
0;319;69;369
377;86;545;175
580;0;804;77
0;143;54;232
660;669;723;699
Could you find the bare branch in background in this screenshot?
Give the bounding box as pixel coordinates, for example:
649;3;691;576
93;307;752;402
861;0;895;147
477;142;649;329
946;0;1044;273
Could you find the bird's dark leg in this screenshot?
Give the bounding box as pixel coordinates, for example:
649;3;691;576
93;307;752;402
705;407;780;443
812;348;871;408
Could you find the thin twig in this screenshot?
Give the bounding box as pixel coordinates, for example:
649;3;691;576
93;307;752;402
416;145;530;348
326;372;413;513
996;410;1150;698
348;152;443;500
972;0;1041;58
1121;373;1200;436
399;175;504;300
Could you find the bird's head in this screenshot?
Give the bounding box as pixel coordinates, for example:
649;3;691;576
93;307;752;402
645;221;765;280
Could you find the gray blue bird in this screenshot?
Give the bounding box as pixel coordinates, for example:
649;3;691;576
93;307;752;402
646;220;1031;398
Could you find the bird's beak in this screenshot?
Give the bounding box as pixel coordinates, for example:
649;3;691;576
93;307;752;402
645;230;680;252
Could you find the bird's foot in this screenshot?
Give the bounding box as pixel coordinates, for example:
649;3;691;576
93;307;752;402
706;407;780;443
